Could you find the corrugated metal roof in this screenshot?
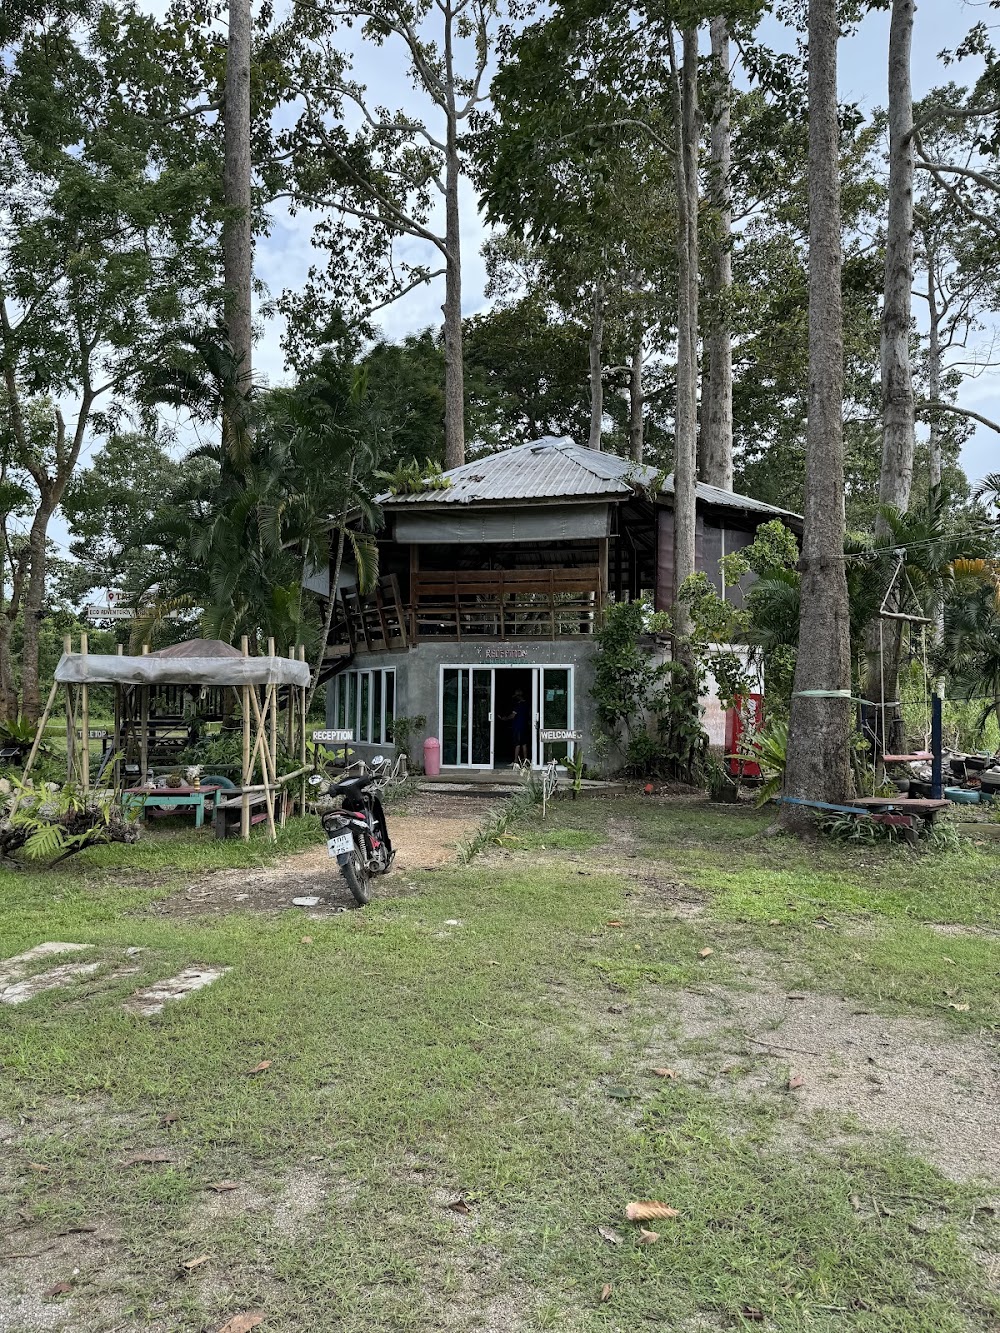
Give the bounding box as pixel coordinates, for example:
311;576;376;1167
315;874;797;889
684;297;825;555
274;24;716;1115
377;436;800;521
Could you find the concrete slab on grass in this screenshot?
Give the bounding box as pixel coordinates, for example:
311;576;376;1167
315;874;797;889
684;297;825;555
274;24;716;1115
126;965;231;1017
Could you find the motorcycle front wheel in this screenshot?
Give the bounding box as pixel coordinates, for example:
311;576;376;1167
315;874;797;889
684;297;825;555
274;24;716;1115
341;843;372;906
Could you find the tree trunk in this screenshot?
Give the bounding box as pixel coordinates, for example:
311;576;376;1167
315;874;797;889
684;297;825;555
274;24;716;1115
588;281;605;451
307;452;355;714
671;27;700;639
865;0;915;758
781;0;853;822
442;16;465;471
20;500;54;726
629;340;644;464
0;617;17;721
878;0;916;519
701;14;734;491
926;242;942;490
223;0;253;399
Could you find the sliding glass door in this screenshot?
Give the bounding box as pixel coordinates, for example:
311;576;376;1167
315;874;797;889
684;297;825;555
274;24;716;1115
441;668;495;766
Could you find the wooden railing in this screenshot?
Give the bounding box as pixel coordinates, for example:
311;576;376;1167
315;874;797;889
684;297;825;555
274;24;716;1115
332;568;604;650
411;567;602;640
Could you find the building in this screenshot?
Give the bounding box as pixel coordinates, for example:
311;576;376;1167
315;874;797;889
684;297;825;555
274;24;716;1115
321;436;799;771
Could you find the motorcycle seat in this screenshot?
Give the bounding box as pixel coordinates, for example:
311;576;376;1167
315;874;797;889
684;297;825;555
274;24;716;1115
331;774;375;799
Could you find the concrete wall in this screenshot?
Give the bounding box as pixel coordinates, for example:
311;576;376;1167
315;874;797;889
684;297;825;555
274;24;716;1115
326;639;599;769
324;639;758;772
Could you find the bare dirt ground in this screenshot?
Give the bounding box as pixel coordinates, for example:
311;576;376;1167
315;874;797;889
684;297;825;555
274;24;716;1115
147;791;490;917
650;975;1000;1187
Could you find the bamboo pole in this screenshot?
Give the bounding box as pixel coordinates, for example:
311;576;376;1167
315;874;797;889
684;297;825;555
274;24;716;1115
80;632;90;796
240;635;251;840
64;635;76;785
247;683;277;840
14;679;60;816
139;643;150;788
113;644;124;790
298;643;307;816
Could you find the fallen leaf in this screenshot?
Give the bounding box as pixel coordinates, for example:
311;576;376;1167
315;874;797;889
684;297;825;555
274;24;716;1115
181;1254;210;1272
740;1307;765;1322
299;936;314;944
207;1180;241;1193
217;1313;266;1333
27;1162;49;1172
652;1068;678;1079
947;1002;970;1012
159;1111;181;1127
246;1060;272;1074
447;1197;472;1215
638;1227;660;1244
597;1226;623;1246
698;947;714;959
600;1283;613;1303
123;1150;173;1166
625;1201;680;1222
768;918;781;926
606;920;624;928
606;1084;635;1099
849;1193;862;1211
46;1283;72;1298
787;1074;806;1091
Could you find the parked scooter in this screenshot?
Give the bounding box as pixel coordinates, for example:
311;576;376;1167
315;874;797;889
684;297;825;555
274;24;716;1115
308;769;395;905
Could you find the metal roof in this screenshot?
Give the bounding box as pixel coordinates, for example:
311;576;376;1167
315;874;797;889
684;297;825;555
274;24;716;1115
377;436;801;522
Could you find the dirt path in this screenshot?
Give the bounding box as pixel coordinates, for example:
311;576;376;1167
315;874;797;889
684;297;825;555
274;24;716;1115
149;791;490;917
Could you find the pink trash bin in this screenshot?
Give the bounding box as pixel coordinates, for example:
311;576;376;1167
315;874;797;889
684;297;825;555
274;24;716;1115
423;736;441;777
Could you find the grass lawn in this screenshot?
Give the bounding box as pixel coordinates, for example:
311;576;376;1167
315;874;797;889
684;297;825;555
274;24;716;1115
0;797;998;1332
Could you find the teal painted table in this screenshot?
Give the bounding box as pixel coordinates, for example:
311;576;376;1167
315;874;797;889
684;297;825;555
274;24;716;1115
123;785;223;829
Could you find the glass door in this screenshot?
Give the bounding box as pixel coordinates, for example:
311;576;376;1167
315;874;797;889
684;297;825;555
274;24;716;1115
471;668;494;767
539;667;573;764
441;667;495;766
442;668;468;766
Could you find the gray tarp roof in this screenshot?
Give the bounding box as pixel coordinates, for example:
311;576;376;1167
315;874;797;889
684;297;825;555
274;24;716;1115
55;638;310;688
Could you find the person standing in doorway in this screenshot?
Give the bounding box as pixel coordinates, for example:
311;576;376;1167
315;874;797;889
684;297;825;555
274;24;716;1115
504;690;530;765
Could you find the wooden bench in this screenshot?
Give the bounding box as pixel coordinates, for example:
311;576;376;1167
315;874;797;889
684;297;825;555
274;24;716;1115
777;796;940;845
848;797;949;830
214;790;287;839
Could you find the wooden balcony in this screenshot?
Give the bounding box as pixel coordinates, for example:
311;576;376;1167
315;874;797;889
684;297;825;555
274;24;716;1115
412;568;602;642
333;568;603;651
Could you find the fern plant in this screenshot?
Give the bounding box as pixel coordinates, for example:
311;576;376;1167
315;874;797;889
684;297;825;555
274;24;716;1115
2;779;139;864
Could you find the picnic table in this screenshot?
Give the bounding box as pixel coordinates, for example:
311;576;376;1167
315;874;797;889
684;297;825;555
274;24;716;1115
122;784;225;829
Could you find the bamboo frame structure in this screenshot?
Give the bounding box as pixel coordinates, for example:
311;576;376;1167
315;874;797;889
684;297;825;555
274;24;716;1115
22;636;312;843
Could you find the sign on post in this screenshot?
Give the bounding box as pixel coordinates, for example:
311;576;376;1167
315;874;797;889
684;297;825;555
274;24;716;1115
539;728;582;743
312;729;356;744
88;728;109;740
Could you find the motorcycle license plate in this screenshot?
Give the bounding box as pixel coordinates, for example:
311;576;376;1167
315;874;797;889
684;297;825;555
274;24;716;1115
327;831;353;858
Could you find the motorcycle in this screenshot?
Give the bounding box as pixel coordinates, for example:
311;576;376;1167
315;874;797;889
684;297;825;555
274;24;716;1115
308;767;395;905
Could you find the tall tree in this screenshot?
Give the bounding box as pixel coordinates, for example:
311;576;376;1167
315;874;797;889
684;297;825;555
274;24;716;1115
279;0;522;470
701;13;735;490
781;0;853;820
670;23;700;638
865;0;915;754
223;0;254;404
0;2;215;722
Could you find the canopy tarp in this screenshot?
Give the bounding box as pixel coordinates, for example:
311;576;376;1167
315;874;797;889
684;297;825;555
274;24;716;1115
55;638;310;688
